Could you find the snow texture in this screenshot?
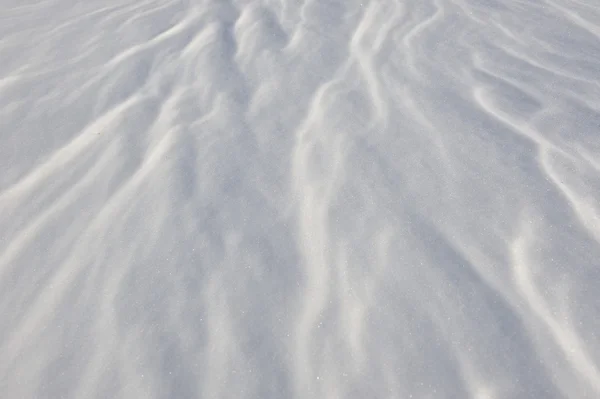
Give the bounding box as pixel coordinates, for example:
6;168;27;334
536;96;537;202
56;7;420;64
1;0;600;398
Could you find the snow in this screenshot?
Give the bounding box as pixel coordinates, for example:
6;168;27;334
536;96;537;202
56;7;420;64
1;0;600;397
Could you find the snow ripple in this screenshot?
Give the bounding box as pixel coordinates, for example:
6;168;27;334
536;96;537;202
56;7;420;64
1;0;600;398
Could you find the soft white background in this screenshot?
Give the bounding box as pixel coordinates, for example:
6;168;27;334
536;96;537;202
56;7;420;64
1;0;599;397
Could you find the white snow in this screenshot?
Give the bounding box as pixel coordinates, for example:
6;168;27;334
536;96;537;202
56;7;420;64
1;0;600;397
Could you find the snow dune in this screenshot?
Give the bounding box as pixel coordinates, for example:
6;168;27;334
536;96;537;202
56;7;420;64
2;0;600;397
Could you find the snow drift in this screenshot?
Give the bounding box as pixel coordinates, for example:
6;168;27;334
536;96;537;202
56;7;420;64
1;0;600;397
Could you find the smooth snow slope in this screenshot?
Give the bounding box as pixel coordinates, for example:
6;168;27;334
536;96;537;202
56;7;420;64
2;0;600;397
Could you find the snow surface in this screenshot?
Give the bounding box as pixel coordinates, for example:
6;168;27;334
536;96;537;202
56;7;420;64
1;0;600;397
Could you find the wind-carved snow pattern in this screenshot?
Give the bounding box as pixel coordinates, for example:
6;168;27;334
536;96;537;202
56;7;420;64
1;0;600;398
